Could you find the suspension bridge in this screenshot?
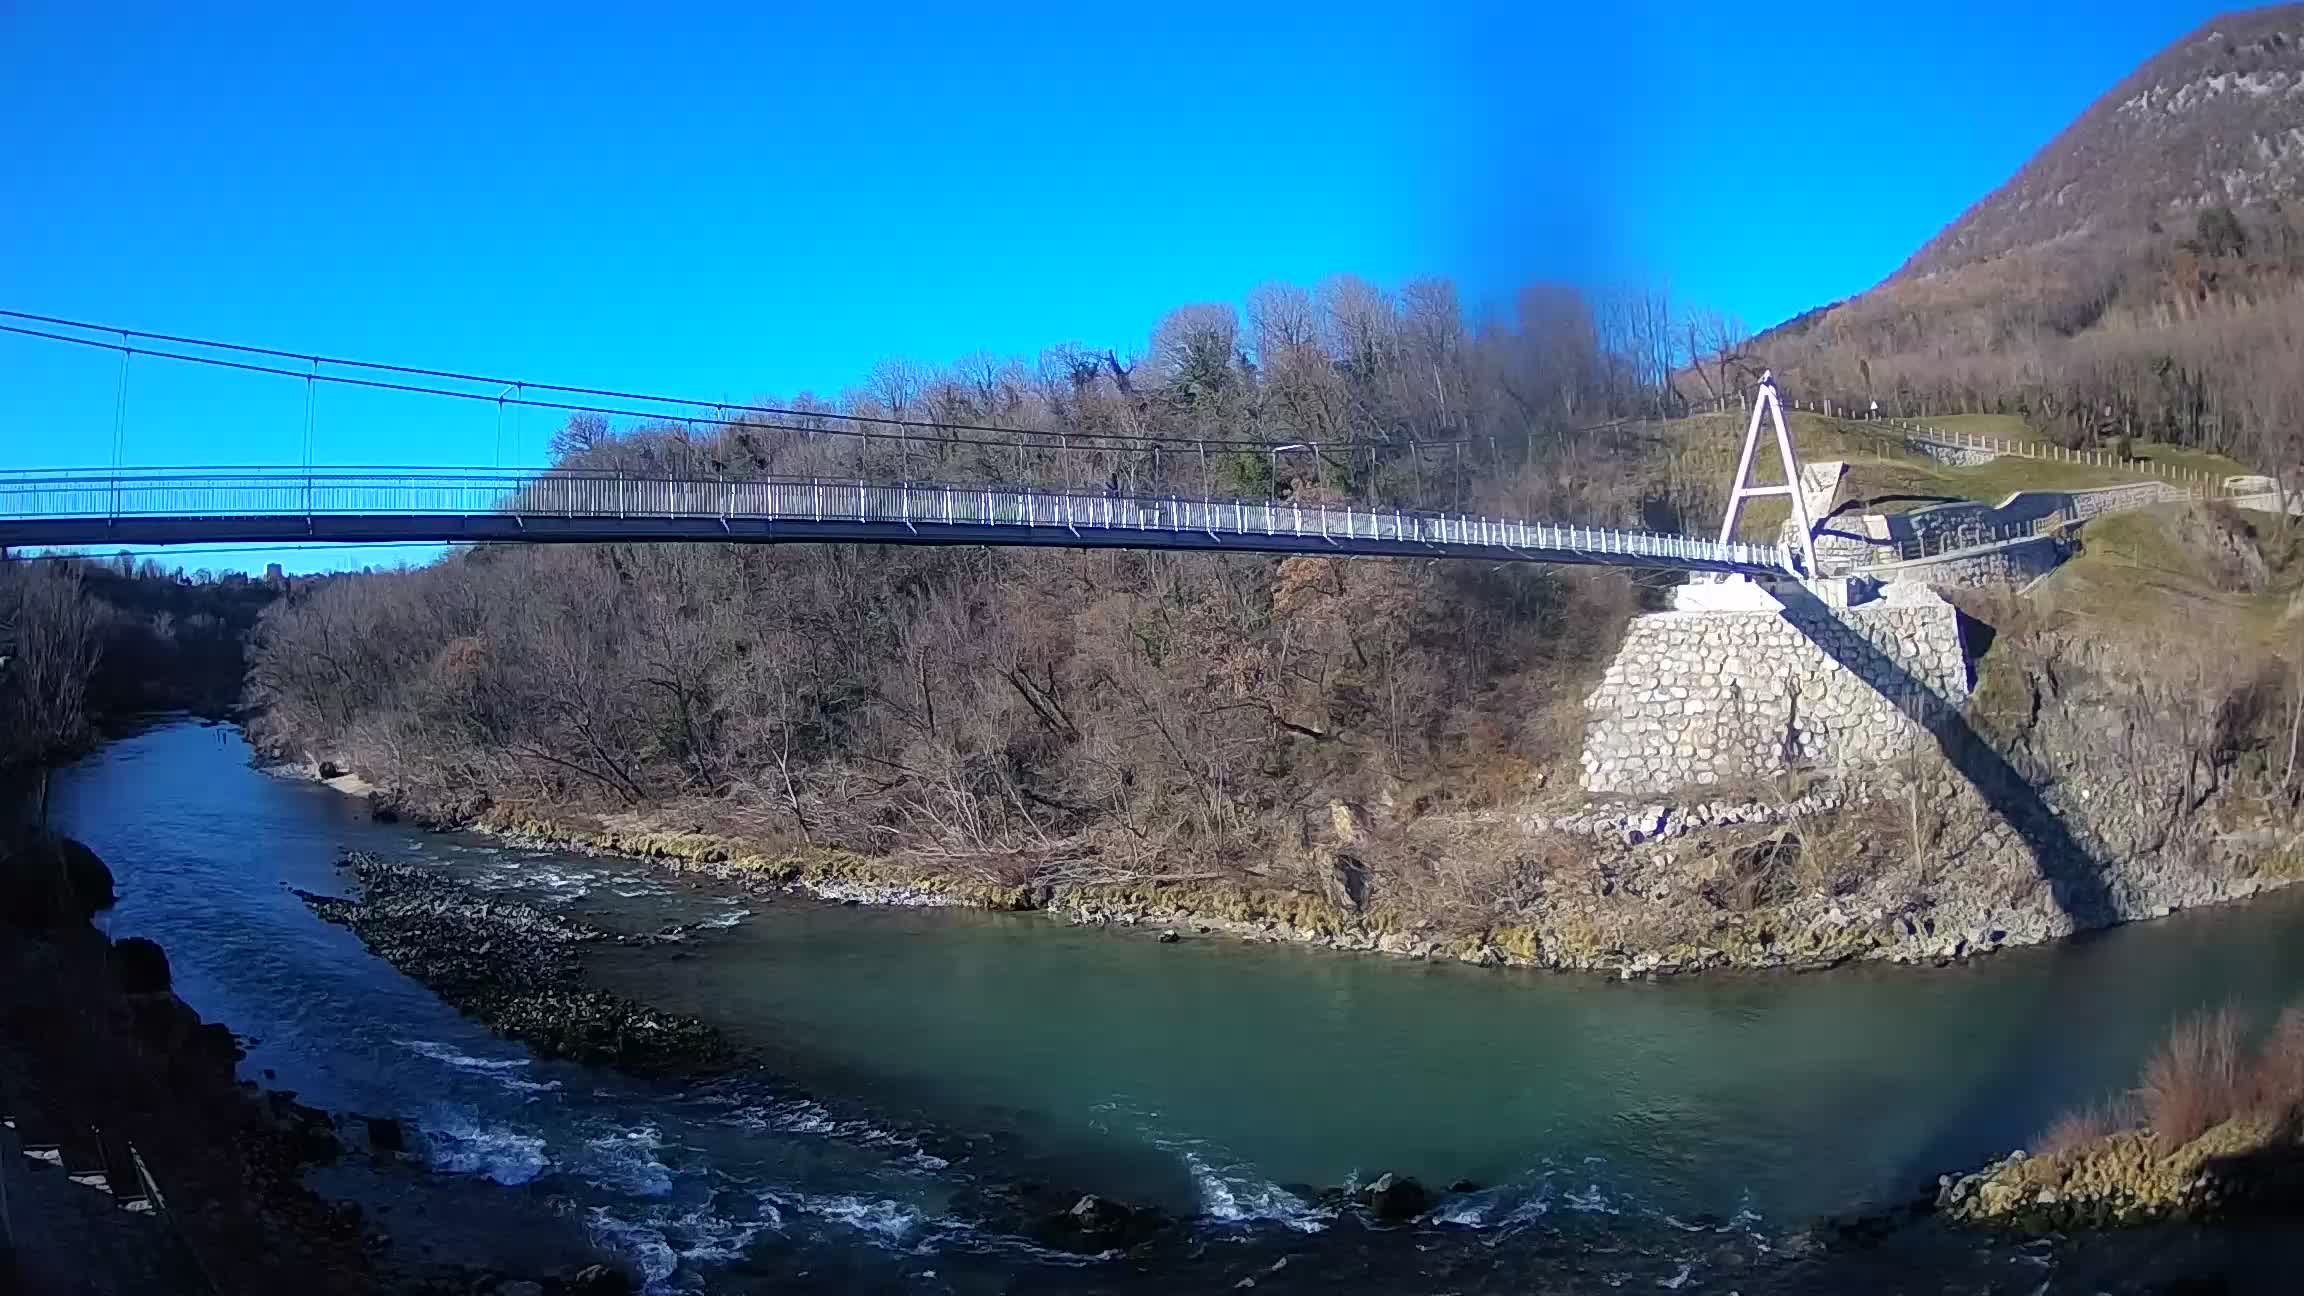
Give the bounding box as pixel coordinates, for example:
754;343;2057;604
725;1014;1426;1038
0;467;1783;572
0;312;1798;577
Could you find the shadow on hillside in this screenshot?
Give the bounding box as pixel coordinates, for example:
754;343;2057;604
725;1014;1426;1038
1850;493;1965;512
1769;581;2114;931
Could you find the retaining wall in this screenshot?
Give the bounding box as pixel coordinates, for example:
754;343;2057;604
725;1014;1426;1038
1861;534;2067;590
1905;440;1999;467
1886;482;2189;546
1581;586;1970;794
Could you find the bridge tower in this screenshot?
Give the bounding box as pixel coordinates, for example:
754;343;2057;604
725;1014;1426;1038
1716;371;1819;577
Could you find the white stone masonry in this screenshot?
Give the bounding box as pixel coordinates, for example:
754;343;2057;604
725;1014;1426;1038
1580;584;1970;794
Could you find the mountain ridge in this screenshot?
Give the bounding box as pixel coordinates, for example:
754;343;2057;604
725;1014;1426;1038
1894;5;2304;282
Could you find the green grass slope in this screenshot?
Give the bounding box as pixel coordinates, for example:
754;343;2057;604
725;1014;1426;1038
1651;411;2252;542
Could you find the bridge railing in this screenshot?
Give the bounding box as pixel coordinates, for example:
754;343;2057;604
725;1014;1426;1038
0;468;1787;573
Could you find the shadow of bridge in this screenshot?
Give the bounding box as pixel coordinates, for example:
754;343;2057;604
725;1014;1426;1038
1766;579;2115;933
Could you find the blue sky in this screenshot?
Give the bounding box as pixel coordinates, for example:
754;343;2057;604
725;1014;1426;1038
0;0;2248;569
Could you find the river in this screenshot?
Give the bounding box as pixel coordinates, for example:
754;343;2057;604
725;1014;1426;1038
48;719;2304;1292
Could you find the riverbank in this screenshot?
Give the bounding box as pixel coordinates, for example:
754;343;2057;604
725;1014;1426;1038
298;854;734;1074
255;502;2304;983
331;773;2304;981
46;720;2304;1292
1937;1002;2304;1235
0;831;635;1294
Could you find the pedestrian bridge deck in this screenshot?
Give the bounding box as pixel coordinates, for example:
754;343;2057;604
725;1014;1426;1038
0;468;1789;574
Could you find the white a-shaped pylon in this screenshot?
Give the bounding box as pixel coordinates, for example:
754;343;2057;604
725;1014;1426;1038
1716;371;1818;576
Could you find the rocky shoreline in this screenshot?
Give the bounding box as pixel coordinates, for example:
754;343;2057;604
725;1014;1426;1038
289;848;1512;1248
298;854;733;1075
0;832;638;1295
31;737;2304;1292
1935;1120;2304;1233
323;775;2304;984
1933;1004;2304;1237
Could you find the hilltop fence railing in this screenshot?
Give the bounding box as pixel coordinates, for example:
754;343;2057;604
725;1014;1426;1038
1669;389;2254;496
1816;478;2274;574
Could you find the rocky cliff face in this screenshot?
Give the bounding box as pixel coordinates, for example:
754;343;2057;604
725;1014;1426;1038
0;835;375;1293
1899;6;2304;281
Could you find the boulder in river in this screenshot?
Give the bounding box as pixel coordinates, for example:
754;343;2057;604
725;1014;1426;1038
1032;1193;1164;1252
0;833;116;927
111;935;173;993
364;1115;406;1155
565;1261;638;1294
1360;1172;1431;1222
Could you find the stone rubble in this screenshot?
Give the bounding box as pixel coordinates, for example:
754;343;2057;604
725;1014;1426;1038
1526;792;1843;845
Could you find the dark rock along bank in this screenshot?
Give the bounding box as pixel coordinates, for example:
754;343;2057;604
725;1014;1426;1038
298;853;733;1075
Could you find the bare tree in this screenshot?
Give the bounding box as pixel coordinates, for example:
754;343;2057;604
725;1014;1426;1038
0;565;106;821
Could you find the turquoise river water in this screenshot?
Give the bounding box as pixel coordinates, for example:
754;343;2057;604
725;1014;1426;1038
49;719;2304;1293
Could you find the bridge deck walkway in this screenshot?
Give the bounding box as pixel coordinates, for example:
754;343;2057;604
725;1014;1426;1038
0;469;1788;575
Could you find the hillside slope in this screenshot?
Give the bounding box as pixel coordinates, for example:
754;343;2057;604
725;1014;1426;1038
1902;6;2304;281
1742;9;2304;470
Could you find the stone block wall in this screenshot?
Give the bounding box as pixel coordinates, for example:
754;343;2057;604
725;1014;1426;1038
1894;492;2066;544
1864;534;2066;591
1896;500;2000;545
1809;527;1880;569
2066;480;2186;519
1580;587;1970;794
1905;439;1999;467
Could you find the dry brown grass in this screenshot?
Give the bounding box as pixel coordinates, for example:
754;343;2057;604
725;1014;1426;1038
2135;1006;2248;1152
2044;999;2304;1162
2037;1099;2137;1159
2248;1004;2304;1116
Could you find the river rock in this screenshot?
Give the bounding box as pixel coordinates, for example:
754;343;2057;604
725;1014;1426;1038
364;1115;406;1155
1158;928;1180;943
0;833;116;926
1360;1172;1430;1221
565;1263;636;1295
111;935;173;993
298;853;732;1074
1033;1193;1163;1252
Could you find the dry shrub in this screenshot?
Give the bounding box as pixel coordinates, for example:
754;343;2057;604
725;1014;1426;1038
1379;820;1561;926
2037;1099;2135;1159
2248;1004;2304;1116
1701;829;1802;912
2134;1006;2247;1152
2040;996;2304;1159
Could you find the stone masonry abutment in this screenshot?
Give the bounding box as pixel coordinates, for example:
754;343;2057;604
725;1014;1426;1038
1580;584;1970;795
